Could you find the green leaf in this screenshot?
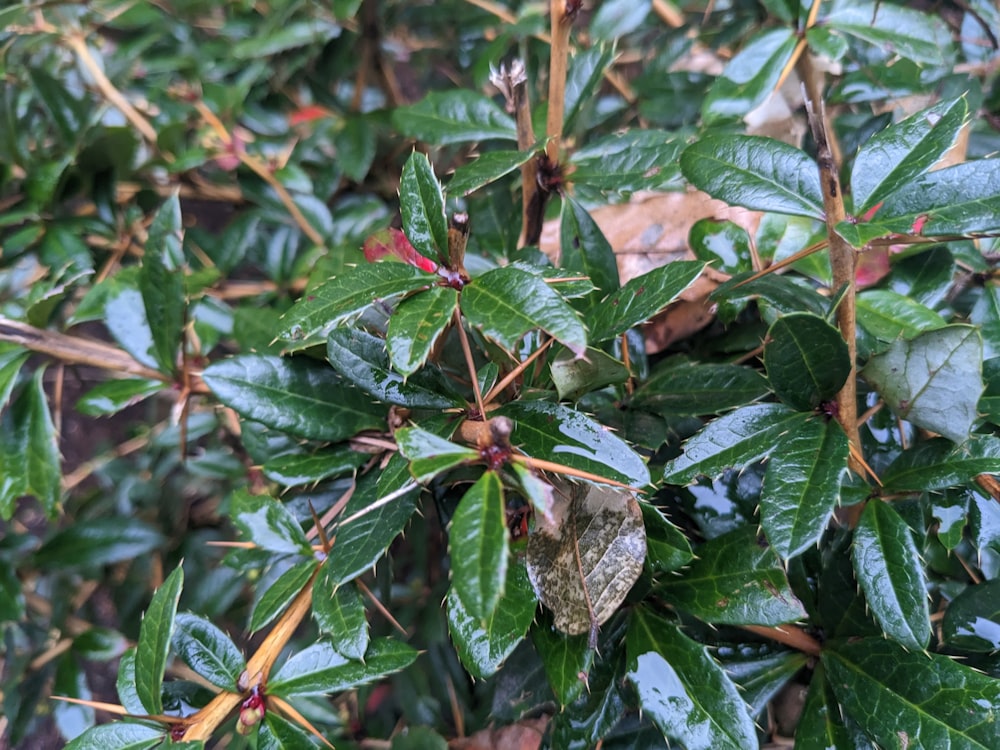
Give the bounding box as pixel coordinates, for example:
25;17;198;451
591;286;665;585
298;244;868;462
942;579;1000;652
232;19;339;58
0;343;28;411
269;638;417;696
689;219;753;275
823;637;1000;748
446;147;538;197
171;613;246;691
587;261;704;343
327;328;462;409
626;607;757;750
34;519;164;570
853;500;931;650
400;151;449;262
312;580;369;661
202;354;384;441
392;90;516;145
563;44;616;133
796;664;859;750
532;622;594;706
680;135;824;219
825;2;953;66
550;346;629;401
461;266;587;356
390;726;448;750
447;558;536;679
449;470;508;622
116;648;145;716
760;418;849;559
633;361;770;416
882;436;1000;492
862;325;983;444
703;28;798;123
28;68;89;144
75;378;162;417
135;564;184;714
260;711;319;750
139;195;185;374
386;285;458;376
250;560;316;633
1;369;62;518
726;649;808;719
497;399;650;488
659;526;806;626
764;312;851;411
395;426;478;482
63;722;164;750
231;488;312;556
261;446;367;486
662;403;805;485
278;263;434;345
569;129;684;194
856;289;947;345
851;97;968;213
640;502;694;573
560;196;620;299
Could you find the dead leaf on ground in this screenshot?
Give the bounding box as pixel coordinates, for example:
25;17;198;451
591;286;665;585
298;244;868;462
449;716;548;750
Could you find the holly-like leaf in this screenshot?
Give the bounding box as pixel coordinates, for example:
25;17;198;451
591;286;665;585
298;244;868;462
532;621;594;706
526;481;646;641
680;135;824;219
942;579;1000;653
633;361;770;416
702;28;798;123
75;378;162;417
764;313;851;411
881;436;1000;492
626;607;757;750
549;346;629;401
689;219;753;275
856;289;947;345
447;558;537;679
560;196;620;299
250;560;315;633
659;526;806;626
386;285;458;376
796;664;861;750
312;580;369;661
663;403;805;485
446;147;539;197
260;712;319;750
395;426;478;482
449;470;508;622
587;261;704;343
63;723;165;750
569;129;684;194
391;90;517;145
823;637;1000;747
172;613;246;691
640;502;694;573
135;564;184;714
138;194;185;374
760;417;849;559
34;518;164;570
1;369;62;519
116;648;145;716
362;227;438;273
327;328;462;408
261;446;367;486
400;151;449;263
853;500;931;650
269;638;417;696
202;354;385;442
230;488;312;556
862;325;983;444
563;43;615;134
851;97;968;214
825;2;954;66
460;266;587;356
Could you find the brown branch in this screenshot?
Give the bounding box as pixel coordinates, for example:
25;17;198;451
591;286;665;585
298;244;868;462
545;0;574;165
741;624;822;657
454;307;487;418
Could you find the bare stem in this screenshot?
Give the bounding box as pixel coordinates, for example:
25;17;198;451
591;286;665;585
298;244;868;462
545;0;574;165
454;307;487;418
741;624;822;657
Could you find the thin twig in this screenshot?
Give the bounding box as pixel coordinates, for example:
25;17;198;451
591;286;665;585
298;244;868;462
453;307;487;418
545;0;574;165
741;624;822;657
482;337;553;405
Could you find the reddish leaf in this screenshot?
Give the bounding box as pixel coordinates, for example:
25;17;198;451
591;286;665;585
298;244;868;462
363;228;438;274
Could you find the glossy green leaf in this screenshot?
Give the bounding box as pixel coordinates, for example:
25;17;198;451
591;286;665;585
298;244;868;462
461;266;587;356
856;289;947;344
260;711;318;750
269;637;417;696
761;418;849;559
447;558;536;679
703;28;798;123
526;481;646;640
172;613;246;691
386;285;458;376
640;502;693;573
796;663;860;750
1;369;61;518
327;327;461;408
511;462;556;526
400;151;448;262
497;399;650;487
249;560;316;633
626;607;757;750
712;271;829;319
231;488;312;556
550;346;629;401
764;313;851;411
942;579;1000;652
63;722;164;750
449;470;508;622
75;378;162;417
139;195;185;374
634;361;770;416
532;622;593;706
395;426;478;482
563;44;615;134
823;637;1000;748
862;325;983;444
659;526;806;625
825;3;953;65
587;261;704;343
278;263;434;345
569;129;684;194
560;195;620;298
231;19;339;58
135;564;183;714
728;649;808;720
202;354;384;441
321;453;420;584
261;446;367;486
116;648;145;716
0;343;28;411
446;147;538;197
312;580;369;661
680;135;824;219
392;90;516;145
853;500;931;650
881;436;1000;492
851;97;968;213
34;519;164;570
689;219;753;275
663;403;805;485
28;68;89;144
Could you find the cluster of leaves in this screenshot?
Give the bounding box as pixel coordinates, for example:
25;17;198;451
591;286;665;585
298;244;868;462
2;1;1000;748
